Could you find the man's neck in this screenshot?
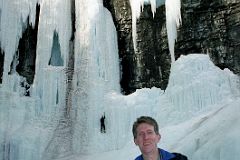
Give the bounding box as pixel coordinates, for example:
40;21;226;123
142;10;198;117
142;149;160;160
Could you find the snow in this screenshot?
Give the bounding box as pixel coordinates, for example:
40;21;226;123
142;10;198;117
70;54;240;160
59;53;239;160
0;0;240;160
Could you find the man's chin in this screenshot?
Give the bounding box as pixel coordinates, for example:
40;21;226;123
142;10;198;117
141;146;153;154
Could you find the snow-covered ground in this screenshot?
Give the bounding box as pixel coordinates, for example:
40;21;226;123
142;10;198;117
1;53;240;160
73;99;240;160
71;54;240;160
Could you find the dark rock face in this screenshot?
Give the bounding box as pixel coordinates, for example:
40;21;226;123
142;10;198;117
104;0;240;94
15;22;37;85
14;4;40;85
104;1;171;94
104;0;136;94
177;0;240;74
135;6;171;92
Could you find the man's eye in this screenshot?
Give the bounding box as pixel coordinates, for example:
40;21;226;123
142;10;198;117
139;133;144;136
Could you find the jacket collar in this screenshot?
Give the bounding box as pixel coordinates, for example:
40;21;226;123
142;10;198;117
159;148;175;160
135;148;175;160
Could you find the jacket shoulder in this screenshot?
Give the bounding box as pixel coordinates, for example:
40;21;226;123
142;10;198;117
171;153;188;160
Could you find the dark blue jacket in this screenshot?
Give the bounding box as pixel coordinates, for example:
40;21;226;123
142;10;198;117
135;148;175;160
135;148;187;160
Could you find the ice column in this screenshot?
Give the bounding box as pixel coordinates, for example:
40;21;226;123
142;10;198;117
165;0;181;62
73;0;120;154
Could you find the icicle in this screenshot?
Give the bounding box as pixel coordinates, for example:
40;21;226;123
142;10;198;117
129;0;143;51
165;0;182;63
129;0;181;58
149;0;156;18
129;0;157;51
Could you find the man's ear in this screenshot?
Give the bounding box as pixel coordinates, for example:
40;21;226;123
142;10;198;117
157;134;161;142
134;138;138;145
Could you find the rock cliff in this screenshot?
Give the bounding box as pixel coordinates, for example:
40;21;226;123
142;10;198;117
104;0;240;94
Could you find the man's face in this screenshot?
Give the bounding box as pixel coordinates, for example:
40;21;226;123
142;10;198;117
134;123;161;155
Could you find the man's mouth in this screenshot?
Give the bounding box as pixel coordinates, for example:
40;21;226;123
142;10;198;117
143;142;151;146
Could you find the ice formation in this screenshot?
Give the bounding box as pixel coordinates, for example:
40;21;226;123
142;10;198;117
165;0;181;62
72;0;120;154
129;0;181;63
0;0;120;158
0;0;240;160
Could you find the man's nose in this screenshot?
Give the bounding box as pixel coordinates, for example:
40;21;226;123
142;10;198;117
143;133;149;139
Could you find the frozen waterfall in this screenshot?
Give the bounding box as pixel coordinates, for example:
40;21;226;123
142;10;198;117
0;0;240;160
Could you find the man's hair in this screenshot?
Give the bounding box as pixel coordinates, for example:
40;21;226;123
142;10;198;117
132;116;159;139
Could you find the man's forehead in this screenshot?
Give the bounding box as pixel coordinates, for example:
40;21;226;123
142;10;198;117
137;123;154;130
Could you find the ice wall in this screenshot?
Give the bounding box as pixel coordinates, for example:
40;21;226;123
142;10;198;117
72;0;120;154
32;0;72;110
0;0;72;160
0;0;39;89
166;54;240;114
1;0;121;158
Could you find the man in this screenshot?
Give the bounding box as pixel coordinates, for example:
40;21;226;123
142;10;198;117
132;116;188;160
100;114;106;133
